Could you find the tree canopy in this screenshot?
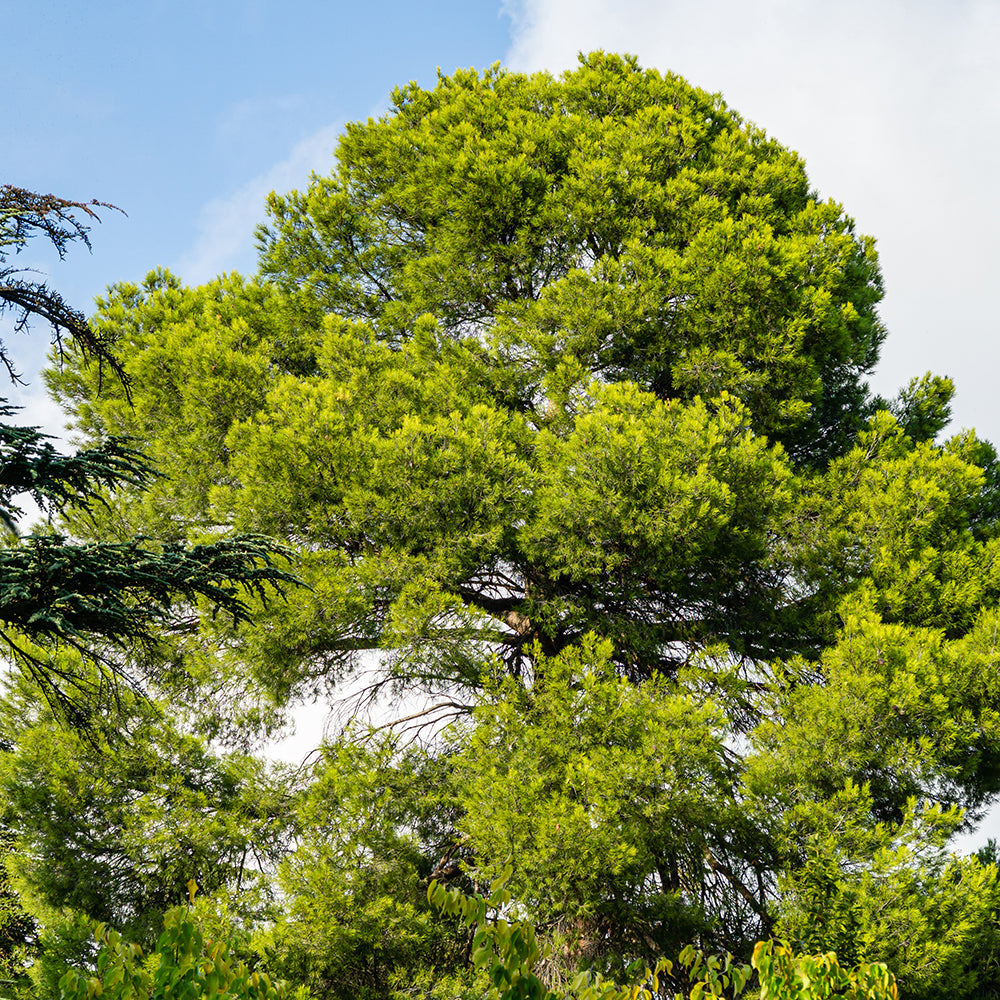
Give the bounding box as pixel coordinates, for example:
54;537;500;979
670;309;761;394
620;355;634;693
18;53;1000;1000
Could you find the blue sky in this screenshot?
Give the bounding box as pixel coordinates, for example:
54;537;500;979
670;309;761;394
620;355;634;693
8;0;1000;840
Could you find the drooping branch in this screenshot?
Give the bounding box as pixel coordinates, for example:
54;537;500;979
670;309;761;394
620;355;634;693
0;532;301;721
0;533;298;650
0;417;156;531
0;185;130;397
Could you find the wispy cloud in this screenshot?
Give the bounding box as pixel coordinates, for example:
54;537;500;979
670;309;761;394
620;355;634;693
175;121;343;285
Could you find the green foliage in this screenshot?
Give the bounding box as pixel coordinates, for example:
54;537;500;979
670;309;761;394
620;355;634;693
427;880;898;1000
888;373;955;443
58;882;291;1000
45;269;296;541
773;793;1000;999
0;674;288;995
747;940;898;1000
0;824;36;1000
0;531;296;685
746;603;1000;823
268;734;467;1000
451;637;741;964
788;411;1000;644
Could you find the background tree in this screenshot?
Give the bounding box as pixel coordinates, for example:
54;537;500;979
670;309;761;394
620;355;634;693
269;734;470;1000
0;657;294;1000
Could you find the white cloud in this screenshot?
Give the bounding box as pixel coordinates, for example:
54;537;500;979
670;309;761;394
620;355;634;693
4;371;76;443
504;0;1000;440
175;121;343;285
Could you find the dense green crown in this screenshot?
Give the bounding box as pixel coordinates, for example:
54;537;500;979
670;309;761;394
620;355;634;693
259;52;885;461
51;55;990;696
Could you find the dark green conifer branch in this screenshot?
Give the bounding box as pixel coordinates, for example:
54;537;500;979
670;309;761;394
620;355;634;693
0;185;301;719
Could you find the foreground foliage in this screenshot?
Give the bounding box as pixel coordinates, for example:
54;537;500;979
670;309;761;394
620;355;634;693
57;883;900;1000
59;884;289;1000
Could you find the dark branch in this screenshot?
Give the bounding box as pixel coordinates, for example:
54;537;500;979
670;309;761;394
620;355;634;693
0;185;131;400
